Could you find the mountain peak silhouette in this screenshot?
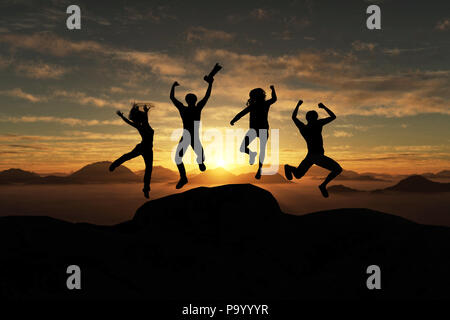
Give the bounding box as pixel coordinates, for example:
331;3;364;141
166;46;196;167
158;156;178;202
131;184;280;240
69;161;138;183
383;175;450;193
328;184;362;193
0;168;40;184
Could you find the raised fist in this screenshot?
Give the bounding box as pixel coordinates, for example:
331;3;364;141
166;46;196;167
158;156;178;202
173;81;180;87
318;103;325;109
204;76;214;84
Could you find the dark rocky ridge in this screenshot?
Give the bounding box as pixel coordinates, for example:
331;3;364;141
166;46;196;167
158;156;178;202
0;184;449;300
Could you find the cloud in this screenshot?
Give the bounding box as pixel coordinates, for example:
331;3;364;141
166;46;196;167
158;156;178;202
52;90;127;109
352;41;377;51
113;50;186;76
283;16;311;30
0;32;104;57
373;145;447;152
0;88;43;102
0;115;123;126
333;130;354;138
0;55;12;68
436;19;450;31
186;26;234;42
0;32;187;77
383;48;401;56
15;61;71;79
271;30;293;41
0;55;70;79
109;87;125;94
192;48;450;117
7;144;47;150
250;8;270;20
335;124;372;131
382;46;439;56
124;5;176;23
1;33;448;118
0;132;138;142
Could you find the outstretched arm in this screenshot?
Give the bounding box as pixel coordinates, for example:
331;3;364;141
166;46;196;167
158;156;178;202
230;106;250;126
318;102;336;125
197;78;214;109
170;82;184;109
267;85;277;105
292;100;305;129
116;110;136;128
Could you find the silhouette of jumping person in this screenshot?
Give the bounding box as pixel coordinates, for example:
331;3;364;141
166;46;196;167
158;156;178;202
109;104;154;198
170;76;214;189
284;100;342;198
230;85;277;179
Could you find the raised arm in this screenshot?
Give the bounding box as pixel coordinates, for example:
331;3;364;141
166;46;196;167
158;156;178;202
170;81;184;109
116;110;136;128
292;100;305;129
230;106;251;126
318;102;336;125
267;85;277;105
197;78;214;109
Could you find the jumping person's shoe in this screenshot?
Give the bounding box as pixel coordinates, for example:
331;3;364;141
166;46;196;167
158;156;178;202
249;151;257;165
143;187;150;199
284;164;293;181
255;169;262;180
319;184;329;198
176;176;188;189
199;163;206;172
109;162;118;172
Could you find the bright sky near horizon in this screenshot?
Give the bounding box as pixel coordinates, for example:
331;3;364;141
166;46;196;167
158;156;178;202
0;0;449;174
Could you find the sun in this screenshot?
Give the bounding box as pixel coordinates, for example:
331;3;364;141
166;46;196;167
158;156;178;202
217;159;226;167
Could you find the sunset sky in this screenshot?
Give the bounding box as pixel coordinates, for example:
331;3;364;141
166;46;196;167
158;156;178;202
0;0;449;174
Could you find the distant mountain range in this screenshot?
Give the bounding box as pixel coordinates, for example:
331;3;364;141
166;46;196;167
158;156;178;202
422;170;450;180
1;162;449;189
329;175;450;194
135;166;179;183
306;166;387;181
0;162;140;184
0;162;291;185
327;184;363;194
0;168;41;184
374;175;450;193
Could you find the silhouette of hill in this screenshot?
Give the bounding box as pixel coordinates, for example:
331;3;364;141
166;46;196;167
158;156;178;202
0;168;41;184
422;170;450;180
375;175;450;193
68;161;139;183
337;170;385;181
307;167;385;181
328;184;364;194
1;184;449;299
0;162;141;185
135;165;178;183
